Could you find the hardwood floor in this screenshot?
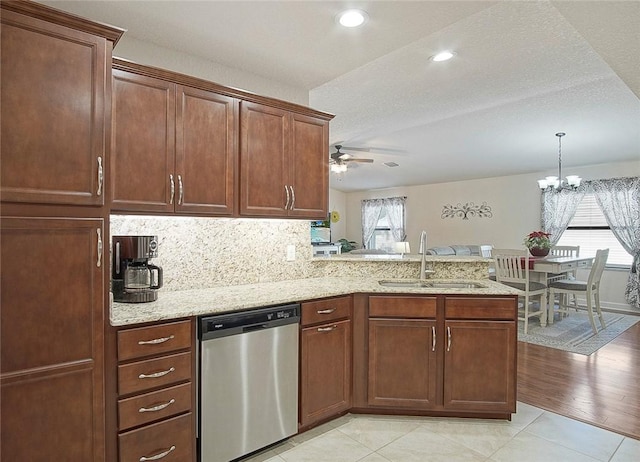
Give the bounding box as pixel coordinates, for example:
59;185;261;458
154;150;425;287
517;321;640;440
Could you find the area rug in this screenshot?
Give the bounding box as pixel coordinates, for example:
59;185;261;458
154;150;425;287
518;311;639;355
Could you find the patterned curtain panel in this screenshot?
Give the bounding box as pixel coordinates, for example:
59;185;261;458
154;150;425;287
587;177;640;309
541;187;585;245
361;198;384;249
383;196;407;242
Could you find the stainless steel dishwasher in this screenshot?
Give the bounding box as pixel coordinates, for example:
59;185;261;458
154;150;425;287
198;304;300;462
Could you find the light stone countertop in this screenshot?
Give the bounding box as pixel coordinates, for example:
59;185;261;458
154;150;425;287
311;254;486;263
111;277;519;326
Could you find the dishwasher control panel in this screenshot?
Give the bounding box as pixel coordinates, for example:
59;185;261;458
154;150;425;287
199;304;300;340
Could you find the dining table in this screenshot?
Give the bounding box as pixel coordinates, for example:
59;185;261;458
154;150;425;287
528;255;595;325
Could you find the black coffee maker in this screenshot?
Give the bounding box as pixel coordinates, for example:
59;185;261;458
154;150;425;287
112;235;163;303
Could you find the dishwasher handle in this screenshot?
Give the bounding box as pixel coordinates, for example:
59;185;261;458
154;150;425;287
243;324;268;333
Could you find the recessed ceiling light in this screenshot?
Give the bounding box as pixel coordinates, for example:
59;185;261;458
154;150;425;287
337;9;369;28
430;51;455;62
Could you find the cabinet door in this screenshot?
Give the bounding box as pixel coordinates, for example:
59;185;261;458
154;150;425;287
443;320;516;412
175;86;236;215
288;113;328;219
368;319;437;408
1;10;107;206
1;217;105;461
300;320;351;428
239;101;289;217
112;70;175;212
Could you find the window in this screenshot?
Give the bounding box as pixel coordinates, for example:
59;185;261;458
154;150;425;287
556;194;632;267
370;208;396;251
361;197;406;250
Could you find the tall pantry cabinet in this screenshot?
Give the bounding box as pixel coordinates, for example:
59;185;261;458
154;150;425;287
0;2;124;461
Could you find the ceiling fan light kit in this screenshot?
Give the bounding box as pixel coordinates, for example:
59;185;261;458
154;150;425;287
330;145;374;173
537;132;582;191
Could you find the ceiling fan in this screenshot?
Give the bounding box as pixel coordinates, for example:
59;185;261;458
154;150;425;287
329;145;374;173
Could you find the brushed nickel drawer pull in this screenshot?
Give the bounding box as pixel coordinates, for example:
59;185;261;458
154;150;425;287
284;185;290;209
178;174;184;205
290;185;295;210
138;398;175;413
317;325;336;332
96;228;103;268
139;445;176;461
432;326;436;352
96;156;103;196
139;367;175;379
447;326;452;352
138;335;175;345
316;308;336;314
169;174;175;204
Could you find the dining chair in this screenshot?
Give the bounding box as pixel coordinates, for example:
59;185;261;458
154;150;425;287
549;245;581;305
492;248;547;334
548;248;609;334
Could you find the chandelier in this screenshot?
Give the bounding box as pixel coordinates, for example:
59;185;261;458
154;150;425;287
537;132;581;191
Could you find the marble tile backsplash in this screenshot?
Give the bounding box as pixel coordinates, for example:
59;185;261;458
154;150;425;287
110;215;313;292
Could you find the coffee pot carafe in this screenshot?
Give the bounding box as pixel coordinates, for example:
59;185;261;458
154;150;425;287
112;236;163;303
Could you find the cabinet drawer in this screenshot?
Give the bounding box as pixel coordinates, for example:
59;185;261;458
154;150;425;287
445;297;516;320
118;352;192;396
118;382;192;431
118;320;192;361
369;296;437;319
302;296;351;326
119;413;193;462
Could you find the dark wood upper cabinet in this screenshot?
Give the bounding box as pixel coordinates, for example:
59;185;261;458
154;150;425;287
239;102;329;219
175;86;236;215
111;60;331;219
111;70;176;212
0;4;122;206
111;63;237;215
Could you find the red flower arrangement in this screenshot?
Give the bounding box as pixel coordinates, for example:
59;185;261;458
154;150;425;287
523;231;552;250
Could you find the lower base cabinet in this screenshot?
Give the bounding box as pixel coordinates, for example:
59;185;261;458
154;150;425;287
364;295;517;417
115;320;195;462
299;297;352;429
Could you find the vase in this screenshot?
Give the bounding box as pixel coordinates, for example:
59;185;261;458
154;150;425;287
529;246;550;257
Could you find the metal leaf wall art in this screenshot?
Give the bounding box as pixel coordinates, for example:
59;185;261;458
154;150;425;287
441;202;493;220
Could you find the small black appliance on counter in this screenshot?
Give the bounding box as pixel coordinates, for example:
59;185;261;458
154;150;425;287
112;235;163;303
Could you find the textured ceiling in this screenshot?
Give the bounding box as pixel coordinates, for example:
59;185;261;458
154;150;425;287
38;1;640;192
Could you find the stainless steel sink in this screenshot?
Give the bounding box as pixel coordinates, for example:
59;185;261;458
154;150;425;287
421;282;486;289
378;279;485;289
378;279;426;287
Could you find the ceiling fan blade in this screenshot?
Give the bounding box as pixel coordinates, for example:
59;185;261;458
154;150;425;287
346;158;374;163
339;146;371;152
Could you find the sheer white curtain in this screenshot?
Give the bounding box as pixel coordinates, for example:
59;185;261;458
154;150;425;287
361;199;383;249
588;177;640;309
541;187;585;245
384;197;407;242
361;197;406;249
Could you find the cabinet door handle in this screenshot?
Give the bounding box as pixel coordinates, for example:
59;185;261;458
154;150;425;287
96;228;103;268
96;156;103;196
169;174;175;204
284;184;290;209
317;325;337;332
289;185;295;210
139;445;176;461
138;335;174;345
447;326;452;352
139;398;175;413
432;326;436;352
178;174;184;205
139;367;175;379
316;308;336;314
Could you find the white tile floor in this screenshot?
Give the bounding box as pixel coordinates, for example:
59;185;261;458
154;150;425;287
242;403;639;462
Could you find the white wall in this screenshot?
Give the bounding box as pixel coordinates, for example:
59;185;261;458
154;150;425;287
328;188;347;242
114;36;309;105
344;161;640;310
